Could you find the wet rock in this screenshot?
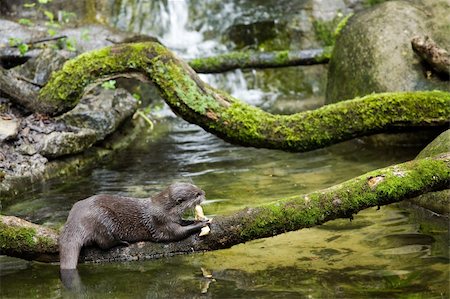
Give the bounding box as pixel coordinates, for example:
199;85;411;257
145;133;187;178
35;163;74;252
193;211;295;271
11;87;137;159
17;129;98;158
410;129;450;217
59;87;139;140
13;48;75;86
416;129;450;159
312;0;349;21
0;19;46;46
326;0;450;103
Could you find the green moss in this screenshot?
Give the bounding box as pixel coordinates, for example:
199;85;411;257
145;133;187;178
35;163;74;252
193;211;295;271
364;0;388;7
313;19;336;47
416;130;450;159
274;51;289;64
239;155;450;240
0;217;58;254
39;42;450;152
0;221;37;251
313;14;354;47
334;14;353;38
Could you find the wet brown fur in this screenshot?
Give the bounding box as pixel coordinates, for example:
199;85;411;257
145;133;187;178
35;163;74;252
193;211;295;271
59;183;207;269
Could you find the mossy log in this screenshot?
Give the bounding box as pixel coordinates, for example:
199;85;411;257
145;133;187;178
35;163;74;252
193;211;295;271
35;42;450;152
1;153;449;264
0;215;59;262
187;47;331;73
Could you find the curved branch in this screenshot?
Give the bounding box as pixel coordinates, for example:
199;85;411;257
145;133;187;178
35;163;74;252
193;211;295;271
1;153;449;263
37;42;450;152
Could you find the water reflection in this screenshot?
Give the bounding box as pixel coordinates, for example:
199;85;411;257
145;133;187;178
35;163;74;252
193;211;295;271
1;204;448;298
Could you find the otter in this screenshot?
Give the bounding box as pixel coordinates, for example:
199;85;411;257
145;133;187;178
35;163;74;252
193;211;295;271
59;183;209;269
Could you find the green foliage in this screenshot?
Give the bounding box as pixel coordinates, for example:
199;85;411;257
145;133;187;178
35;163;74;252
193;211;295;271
313;19;336;47
364;0;388;7
313;13;353;47
8;37;21;47
101;80;117;90
18;0;77;52
8;38;29;56
18;18;33;26
132;93;141;101
60;10;76;23
81;29;91;41
63;37;77;52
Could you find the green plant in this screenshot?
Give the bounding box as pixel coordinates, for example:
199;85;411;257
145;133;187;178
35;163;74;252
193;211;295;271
101;80;117;90
19;0;78;51
18;18;33;26
8;38;29;56
80;29;91;42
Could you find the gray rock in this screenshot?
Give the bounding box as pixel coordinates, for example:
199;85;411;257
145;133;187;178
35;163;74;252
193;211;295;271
416;129;450;159
37;130;98;158
59;87;139;140
326;0;450;103
13;48;75;86
411;130;450;217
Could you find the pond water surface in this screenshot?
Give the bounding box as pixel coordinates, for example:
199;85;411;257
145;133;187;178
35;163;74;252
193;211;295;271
2;112;449;298
1;0;449;298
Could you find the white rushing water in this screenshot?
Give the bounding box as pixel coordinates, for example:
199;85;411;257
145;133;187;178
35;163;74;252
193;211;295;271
157;0;270;106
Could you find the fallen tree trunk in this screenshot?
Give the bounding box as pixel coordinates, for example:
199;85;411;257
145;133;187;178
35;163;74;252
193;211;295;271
1;153;449;264
187;47;331;73
34;42;450;152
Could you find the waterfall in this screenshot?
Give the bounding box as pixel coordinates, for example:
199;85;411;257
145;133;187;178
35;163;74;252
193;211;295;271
157;0;269;106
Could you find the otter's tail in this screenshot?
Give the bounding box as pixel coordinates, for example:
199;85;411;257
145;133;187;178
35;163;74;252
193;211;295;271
59;228;84;270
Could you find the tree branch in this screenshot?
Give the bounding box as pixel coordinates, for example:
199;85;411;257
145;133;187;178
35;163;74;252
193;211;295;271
411;35;450;76
0;66;40;111
1;153;449;264
35;42;450;152
187;47;331;73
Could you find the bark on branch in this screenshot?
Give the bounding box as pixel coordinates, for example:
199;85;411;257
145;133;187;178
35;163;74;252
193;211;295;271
187;47;331;73
34;42;450;152
0;66;40;111
411;36;450;76
1;153;449;264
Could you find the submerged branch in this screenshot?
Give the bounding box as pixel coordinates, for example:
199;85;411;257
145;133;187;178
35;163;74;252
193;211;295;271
187;48;331;73
1;154;449;264
36;42;450;152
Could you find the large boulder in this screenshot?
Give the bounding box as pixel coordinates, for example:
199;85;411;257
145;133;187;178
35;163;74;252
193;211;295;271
410;130;450;217
326;0;450;103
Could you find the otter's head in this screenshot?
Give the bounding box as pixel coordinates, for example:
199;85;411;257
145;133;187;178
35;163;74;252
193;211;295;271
156;183;206;216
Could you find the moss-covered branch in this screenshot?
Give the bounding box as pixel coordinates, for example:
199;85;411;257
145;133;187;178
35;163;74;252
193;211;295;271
1;153;449;264
0;215;59;262
187;47;331;73
36;42;450;152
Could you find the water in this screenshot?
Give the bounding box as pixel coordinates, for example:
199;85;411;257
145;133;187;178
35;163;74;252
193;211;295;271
1;0;449;298
2;114;448;298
